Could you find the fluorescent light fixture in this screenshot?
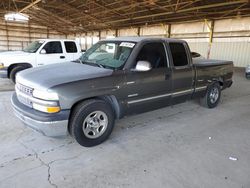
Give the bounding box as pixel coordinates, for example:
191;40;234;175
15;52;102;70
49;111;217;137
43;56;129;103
4;12;29;22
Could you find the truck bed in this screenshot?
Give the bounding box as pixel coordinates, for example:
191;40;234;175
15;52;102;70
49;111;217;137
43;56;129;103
193;59;234;90
193;59;233;67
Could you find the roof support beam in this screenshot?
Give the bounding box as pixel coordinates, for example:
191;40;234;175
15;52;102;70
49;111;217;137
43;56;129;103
19;0;41;13
103;0;249;24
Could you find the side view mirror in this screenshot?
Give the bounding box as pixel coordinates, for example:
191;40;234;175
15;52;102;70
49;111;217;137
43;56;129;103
40;49;47;54
133;61;152;72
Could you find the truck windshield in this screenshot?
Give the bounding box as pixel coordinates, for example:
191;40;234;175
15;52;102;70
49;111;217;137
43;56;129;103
23;41;44;53
80;41;135;69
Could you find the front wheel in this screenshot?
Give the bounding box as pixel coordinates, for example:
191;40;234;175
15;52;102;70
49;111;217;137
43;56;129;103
200;82;221;108
69;99;115;147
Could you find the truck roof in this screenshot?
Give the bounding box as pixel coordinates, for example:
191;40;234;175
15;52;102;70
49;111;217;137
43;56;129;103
37;39;76;42
103;36;186;43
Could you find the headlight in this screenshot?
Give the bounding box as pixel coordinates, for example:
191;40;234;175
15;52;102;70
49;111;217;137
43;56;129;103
33;89;59;100
0;63;4;69
32;89;60;113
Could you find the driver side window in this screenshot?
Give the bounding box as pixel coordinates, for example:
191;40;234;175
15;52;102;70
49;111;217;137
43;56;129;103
42;42;62;54
136;42;167;69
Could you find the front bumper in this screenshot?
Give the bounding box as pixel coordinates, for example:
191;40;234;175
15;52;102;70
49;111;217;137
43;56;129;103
246;72;250;78
0;67;8;78
11;92;70;137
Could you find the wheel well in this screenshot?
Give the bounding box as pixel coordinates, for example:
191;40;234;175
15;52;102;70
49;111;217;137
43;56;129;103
7;63;32;78
212;78;224;88
67;96;121;134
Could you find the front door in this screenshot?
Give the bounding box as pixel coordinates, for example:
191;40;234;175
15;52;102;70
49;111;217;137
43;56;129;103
36;41;66;66
125;42;172;115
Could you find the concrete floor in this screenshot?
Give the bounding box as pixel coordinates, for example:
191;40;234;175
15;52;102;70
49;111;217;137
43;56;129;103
0;78;14;92
0;70;249;188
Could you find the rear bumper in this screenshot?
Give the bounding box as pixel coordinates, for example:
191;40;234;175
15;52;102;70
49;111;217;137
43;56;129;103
226;80;233;88
222;80;233;90
0;67;8;78
11;92;70;137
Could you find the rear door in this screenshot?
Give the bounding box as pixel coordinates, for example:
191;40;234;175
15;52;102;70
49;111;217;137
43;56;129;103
63;41;79;61
167;42;194;104
125;41;172;114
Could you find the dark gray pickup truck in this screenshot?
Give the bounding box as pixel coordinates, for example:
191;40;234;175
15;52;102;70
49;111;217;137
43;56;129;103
11;37;233;147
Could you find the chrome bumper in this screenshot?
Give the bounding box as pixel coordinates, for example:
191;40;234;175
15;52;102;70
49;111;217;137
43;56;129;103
11;93;69;137
13;108;68;137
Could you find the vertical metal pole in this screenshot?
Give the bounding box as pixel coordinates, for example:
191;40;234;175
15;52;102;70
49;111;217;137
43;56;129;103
205;19;214;59
115;29;118;37
85;32;87;50
28;21;31;43
47;27;49;38
91;32;93;45
98;30;101;40
5;21;9;51
137;27;140;36
168;24;171;38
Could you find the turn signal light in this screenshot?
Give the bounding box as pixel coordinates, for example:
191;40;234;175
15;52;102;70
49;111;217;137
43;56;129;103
33;103;60;113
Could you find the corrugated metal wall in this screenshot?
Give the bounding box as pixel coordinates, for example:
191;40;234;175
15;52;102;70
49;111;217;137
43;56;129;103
188;43;209;57
0;19;66;51
188;42;250;67
211;42;250;67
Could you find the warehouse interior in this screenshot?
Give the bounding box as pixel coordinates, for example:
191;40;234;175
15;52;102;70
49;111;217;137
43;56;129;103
0;0;250;66
0;1;250;188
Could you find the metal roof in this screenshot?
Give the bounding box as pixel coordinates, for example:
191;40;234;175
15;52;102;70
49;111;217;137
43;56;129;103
0;0;250;34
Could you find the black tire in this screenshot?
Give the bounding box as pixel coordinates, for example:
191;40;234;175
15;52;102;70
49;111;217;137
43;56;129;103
69;99;115;147
200;82;221;108
10;66;26;83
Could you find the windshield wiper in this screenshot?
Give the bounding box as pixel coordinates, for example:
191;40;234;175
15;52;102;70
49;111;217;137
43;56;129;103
79;59;113;69
98;63;114;69
78;59;83;64
80;60;103;68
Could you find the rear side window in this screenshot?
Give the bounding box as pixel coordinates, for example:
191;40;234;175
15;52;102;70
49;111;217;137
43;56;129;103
42;42;62;54
169;43;188;67
64;41;77;53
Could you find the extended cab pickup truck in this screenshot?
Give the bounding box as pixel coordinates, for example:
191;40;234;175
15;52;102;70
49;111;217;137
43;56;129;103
0;39;82;83
11;37;233;147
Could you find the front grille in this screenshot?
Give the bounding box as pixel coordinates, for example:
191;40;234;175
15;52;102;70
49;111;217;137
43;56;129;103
16;83;33;107
16;83;33;96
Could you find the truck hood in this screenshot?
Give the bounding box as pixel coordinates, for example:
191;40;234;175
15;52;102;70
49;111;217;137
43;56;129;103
16;62;113;90
0;51;31;57
0;51;32;65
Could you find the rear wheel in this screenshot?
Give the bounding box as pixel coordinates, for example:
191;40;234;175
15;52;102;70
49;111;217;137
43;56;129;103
69;99;115;147
200;82;221;108
10;66;26;83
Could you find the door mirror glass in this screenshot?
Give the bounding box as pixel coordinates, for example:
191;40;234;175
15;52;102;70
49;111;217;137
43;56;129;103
134;61;152;72
40;49;47;54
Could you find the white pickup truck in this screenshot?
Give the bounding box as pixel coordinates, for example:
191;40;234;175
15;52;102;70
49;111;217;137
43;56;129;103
0;39;82;82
